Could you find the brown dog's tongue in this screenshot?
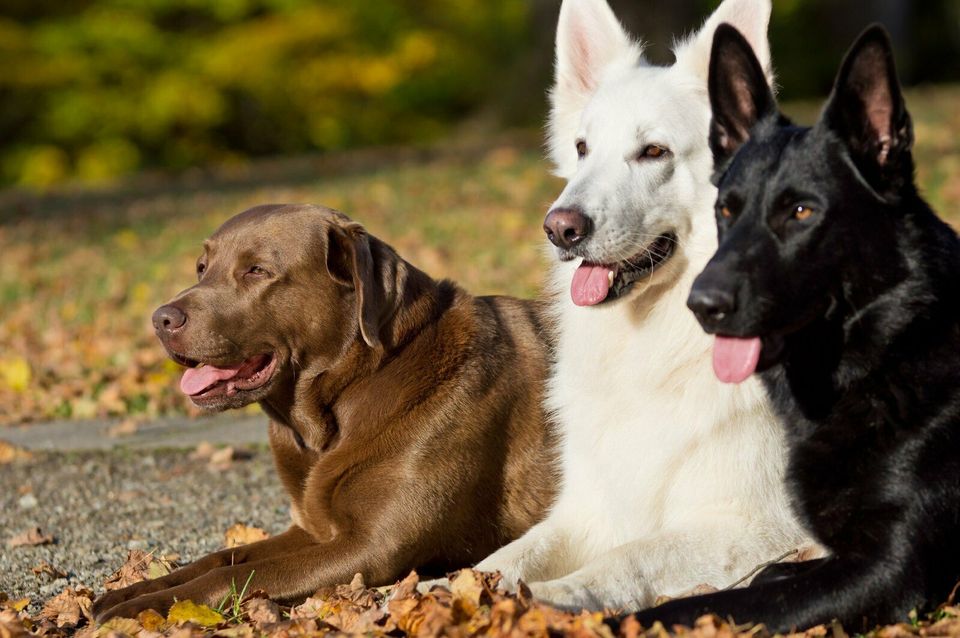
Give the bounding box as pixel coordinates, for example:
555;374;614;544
180;364;242;396
712;336;762;384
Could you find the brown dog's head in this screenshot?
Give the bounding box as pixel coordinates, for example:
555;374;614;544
152;204;404;410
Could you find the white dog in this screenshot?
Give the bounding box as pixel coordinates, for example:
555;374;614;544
468;0;816;612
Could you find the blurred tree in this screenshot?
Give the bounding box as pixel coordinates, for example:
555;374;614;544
0;0;957;187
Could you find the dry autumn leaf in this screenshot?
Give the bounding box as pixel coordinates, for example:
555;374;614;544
242;598;280;628
0;441;31;465
137;608;167;632
31;561;66;580
7;527;54;548
223;524;269;548
103;550;177;591
39;587;93;629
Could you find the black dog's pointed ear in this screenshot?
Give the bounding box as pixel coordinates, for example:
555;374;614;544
326;223;402;349
708;23;777;166
822;25;912;191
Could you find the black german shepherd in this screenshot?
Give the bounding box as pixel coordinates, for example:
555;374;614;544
612;24;960;634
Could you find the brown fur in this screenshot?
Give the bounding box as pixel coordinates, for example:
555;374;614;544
93;204;557;621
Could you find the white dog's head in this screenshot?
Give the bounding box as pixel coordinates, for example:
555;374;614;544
544;0;772;307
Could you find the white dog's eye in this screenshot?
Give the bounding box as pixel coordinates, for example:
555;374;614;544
638;144;669;160
576;140;587;159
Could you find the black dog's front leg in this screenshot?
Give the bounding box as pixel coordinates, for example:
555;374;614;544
609;556;917;635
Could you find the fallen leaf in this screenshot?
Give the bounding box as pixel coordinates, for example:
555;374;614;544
209;446;236;469
223;523;269;548
39;587;93;629
0;441;31;465
449;568;483;617
166;600;224;627
0;357;31;392
242;598;280;627
190;441;216;460
8;527;54;548
31;561;66;580
137;609;166;632
98;616;142;636
103;550;175;591
106;418;140;437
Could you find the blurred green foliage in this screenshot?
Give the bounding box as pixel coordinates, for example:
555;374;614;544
3;0;958;187
0;0;529;186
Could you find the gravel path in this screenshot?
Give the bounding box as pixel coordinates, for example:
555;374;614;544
0;445;290;606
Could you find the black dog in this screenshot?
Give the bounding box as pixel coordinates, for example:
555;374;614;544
612;24;960;634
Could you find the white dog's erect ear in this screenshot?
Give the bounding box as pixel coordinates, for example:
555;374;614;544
555;0;634;97
549;0;638;174
674;0;772;84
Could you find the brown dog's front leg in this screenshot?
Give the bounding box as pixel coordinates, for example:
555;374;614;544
93;526;316;620
95;528;395;622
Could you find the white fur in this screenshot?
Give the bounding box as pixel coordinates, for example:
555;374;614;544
470;0;817;611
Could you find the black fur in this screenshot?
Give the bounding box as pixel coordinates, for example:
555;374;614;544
614;23;960;634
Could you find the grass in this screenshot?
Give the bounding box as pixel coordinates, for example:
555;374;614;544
2;85;960;425
215;571;256;624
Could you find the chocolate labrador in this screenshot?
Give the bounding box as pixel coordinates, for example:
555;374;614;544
93;204;556;621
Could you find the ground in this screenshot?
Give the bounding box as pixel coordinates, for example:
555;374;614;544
2;88;960;636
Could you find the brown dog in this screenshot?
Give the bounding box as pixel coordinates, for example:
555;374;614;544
93;204;556;621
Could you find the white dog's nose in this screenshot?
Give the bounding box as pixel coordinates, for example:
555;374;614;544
544;207;593;250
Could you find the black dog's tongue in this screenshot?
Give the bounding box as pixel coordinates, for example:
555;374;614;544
713;336;762;384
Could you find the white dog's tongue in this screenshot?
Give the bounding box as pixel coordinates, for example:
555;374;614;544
571;263;615;306
180;364;243;396
713;336;762;384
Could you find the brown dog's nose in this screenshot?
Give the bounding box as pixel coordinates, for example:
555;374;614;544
152;304;187;333
544;208;593;250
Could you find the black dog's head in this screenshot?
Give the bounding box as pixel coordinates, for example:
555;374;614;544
688;23;914;383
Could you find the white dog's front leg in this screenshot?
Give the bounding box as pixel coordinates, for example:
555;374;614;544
415;517;572;595
527;524;796;613
473;517;572;588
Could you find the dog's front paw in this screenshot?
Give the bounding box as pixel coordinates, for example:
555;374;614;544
95;591;177;624
92;580;167;620
415;577;449;595
527;579;601;611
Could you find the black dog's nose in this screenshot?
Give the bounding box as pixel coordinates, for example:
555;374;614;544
544;208;593;250
152;304;187;333
687;287;736;322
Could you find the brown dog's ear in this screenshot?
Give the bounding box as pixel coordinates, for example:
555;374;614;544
325;223;402;349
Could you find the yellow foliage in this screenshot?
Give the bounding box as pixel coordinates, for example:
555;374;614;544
0;357;31;393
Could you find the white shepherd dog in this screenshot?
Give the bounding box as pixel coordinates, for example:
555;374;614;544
469;0;816;612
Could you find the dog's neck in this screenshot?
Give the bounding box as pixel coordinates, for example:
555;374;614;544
263;264;458;450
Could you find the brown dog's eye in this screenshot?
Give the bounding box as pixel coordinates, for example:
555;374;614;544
793;205;814;221
246;265;268;277
576;140;587;159
639;144;669;160
196;262;206;279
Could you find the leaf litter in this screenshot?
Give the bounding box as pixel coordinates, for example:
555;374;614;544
3;551;960;638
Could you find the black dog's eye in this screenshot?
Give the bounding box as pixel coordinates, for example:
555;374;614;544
718;206;734;220
576;140;587;159
638;144;669;160
793;205;814;221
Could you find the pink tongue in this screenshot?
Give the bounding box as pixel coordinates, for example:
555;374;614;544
713;336;762;384
571;263;615;306
180;364;243;396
